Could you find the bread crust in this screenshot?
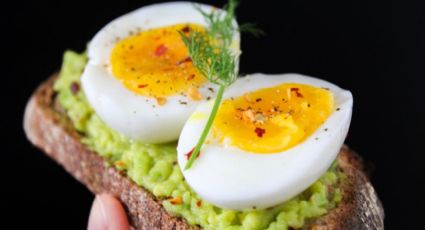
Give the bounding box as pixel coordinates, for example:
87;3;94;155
24;75;384;230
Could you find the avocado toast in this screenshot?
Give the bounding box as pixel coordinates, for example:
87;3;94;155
24;51;384;229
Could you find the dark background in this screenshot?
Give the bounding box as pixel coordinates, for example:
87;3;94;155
3;0;424;229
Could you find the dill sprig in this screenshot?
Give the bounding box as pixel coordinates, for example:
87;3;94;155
181;0;259;170
180;30;238;87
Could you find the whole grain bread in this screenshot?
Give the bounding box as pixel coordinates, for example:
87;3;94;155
24;75;384;230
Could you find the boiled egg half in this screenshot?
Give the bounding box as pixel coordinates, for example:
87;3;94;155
177;73;353;210
81;2;240;143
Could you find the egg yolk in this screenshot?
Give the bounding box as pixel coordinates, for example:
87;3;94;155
110;24;206;98
213;83;334;153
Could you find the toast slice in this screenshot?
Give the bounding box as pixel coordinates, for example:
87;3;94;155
24;75;384;230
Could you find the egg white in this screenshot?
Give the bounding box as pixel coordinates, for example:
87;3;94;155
177;73;353;210
81;2;240;143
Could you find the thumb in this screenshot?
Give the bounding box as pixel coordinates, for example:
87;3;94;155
87;194;131;230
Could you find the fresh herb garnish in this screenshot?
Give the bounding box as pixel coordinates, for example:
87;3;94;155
180;0;261;170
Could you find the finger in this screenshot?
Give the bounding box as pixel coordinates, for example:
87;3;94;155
87;194;130;230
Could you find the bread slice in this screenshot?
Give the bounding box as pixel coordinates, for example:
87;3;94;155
24;75;384;230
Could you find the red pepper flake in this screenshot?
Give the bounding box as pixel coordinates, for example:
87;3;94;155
169;196;182;205
155;44;168;56
186;74;195;81
182;26;191;34
138;84;148;88
254;127;266;137
155;97;167;106
256;98;262;102
290;88;303;98
196;200;202;207
185;147;201;160
114;160;126;167
188;86;203;101
70;81;80;94
177;57;192;65
242;109;256;123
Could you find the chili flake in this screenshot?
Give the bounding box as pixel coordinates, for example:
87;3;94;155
186;74;195;81
177;57;192;65
182;26;190;34
188;86;203;101
155;44;168;56
155;97;167;106
138;84;148;88
114;160;126;167
290;88;303;98
185;147;201;160
254;127;266;137
196;200;202;207
169;196;183;205
70;82;80;94
242;109;255;123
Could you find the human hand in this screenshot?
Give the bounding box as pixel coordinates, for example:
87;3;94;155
87;194;131;230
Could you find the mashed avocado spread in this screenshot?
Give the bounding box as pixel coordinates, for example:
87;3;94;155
54;51;343;230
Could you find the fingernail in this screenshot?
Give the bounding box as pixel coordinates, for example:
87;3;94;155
88;194;130;230
88;195;107;230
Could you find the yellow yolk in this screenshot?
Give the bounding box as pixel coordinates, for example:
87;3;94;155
110;24;206;98
213;83;334;153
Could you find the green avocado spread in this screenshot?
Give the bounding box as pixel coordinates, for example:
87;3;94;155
54;51;343;230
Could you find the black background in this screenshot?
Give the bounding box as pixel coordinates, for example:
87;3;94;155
3;0;424;229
